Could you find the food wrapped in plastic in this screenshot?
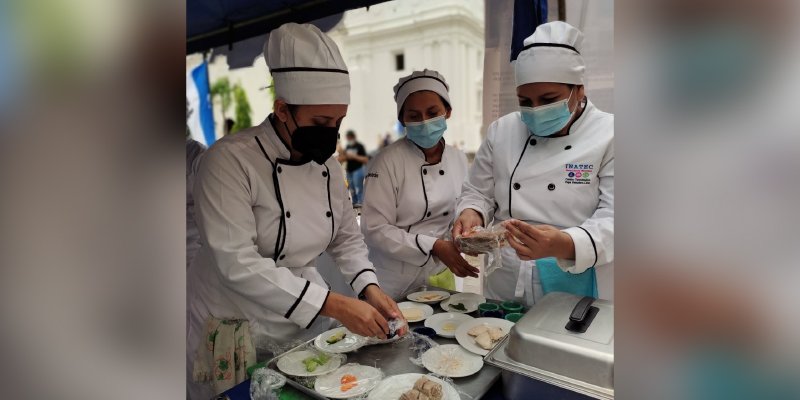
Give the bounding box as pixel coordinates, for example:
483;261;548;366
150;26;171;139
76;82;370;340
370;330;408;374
249;368;286;400
313;363;384;398
454;225;508;254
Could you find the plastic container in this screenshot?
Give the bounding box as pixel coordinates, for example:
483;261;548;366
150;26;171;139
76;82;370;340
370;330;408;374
504;312;524;323
412;327;437;338
478;302;500;317
501;301;523;314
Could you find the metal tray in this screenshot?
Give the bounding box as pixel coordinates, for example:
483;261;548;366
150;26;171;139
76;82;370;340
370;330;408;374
266;339;329;400
484;334;613;399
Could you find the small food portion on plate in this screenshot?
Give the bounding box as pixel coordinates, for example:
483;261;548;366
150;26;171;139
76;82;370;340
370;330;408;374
407;290;451;304
397;302;434;322
439;292;486;314
469;325;507;350
448;302;467;311
327;331;347;344
302;352;331;372
400;376;444;400
455;318;515;356
340;374;358;392
421;344;484;378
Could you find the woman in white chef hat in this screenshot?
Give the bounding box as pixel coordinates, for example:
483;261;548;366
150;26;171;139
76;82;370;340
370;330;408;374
361;69;476;300
453;21;614;305
187;23;404;398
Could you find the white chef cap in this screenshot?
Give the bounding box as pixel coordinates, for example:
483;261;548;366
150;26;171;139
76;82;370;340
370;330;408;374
265;23;350;105
515;21;586;87
393;69;451;117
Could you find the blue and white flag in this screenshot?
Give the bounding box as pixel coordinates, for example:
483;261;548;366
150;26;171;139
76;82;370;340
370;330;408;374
186;62;216;147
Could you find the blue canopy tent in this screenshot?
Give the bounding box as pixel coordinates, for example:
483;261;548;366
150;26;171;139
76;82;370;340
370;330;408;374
187;0;391;54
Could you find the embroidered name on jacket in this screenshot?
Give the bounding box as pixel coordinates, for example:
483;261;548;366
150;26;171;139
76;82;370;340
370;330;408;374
565;163;593;185
366;172;379;179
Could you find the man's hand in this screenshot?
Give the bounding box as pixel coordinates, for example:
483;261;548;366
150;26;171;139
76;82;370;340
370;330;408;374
503;219;575;261
320;291;390;339
432;239;479;278
362;285;408;337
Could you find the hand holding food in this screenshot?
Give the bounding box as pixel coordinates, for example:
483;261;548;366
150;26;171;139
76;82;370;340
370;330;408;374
503;219;575;261
321;292;391;339
432;239;479;278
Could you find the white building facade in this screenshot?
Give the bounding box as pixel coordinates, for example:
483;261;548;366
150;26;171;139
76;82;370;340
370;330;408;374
328;0;485;153
187;0;485;153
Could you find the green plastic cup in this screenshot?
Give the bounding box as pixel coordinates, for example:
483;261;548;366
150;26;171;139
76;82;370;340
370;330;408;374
504;312;524;323
501;301;523;314
478;302;500;317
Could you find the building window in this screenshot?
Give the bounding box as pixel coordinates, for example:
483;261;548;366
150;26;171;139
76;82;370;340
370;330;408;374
394;52;405;71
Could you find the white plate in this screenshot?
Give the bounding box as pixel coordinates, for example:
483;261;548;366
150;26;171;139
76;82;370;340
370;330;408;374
407;290;451;304
367;373;460;400
275;349;342;377
454;318;515;356
314;327;367;354
424;313;474;338
397;301;434;323
421;344;484;378
440;292;486;314
314;364;382;399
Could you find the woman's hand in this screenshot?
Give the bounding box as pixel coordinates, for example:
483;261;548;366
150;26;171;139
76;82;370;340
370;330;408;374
320;291;391;339
503;219;576;261
362;285;408;337
432;239;479;278
452;209;484;238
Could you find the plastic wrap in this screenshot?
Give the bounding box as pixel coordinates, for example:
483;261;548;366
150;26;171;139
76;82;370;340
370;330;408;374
313;363;385;399
454;225;507;277
364;317;408;345
407;331;440;367
249;368;286;400
454;225;507;254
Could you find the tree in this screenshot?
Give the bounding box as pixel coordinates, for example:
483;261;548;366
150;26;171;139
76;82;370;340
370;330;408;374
210;77;233;122
232;84;252;133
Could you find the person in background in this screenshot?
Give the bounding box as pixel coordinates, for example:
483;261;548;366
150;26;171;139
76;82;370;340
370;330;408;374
224;118;235;135
361;69;476;300
338;130;369;206
453;21;614;305
187;23;405;399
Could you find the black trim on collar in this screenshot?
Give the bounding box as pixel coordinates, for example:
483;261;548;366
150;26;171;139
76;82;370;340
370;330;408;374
271;67;349;74
522;43;580;54
577;226;598;268
394;75;449;99
284;280;310;319
305;290;331;329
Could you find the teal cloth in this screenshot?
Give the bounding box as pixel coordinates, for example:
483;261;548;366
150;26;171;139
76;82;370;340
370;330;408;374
536;257;598;298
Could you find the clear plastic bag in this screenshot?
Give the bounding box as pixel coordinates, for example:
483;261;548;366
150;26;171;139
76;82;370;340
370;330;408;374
407;332;440;367
454;225;508;254
455;225;507;277
313;363;385;399
249;368;286;400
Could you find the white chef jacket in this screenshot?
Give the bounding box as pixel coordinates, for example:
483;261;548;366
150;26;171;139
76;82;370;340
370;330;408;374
361;138;468;299
187;116;380;398
457;101;614;302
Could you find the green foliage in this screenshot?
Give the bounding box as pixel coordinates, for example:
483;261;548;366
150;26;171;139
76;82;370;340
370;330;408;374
232;84;252;133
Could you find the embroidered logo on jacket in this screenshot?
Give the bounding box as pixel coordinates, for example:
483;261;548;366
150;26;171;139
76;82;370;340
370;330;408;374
366;172;379;179
565;163;593;185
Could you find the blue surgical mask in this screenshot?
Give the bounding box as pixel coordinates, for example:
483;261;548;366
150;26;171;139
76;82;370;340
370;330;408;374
404;115;447;149
520;89;576;137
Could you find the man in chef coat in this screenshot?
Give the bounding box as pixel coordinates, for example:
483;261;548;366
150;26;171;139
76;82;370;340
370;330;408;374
454;21;614;304
187;23;404;398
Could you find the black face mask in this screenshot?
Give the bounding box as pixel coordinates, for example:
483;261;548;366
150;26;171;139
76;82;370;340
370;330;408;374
285;110;339;165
